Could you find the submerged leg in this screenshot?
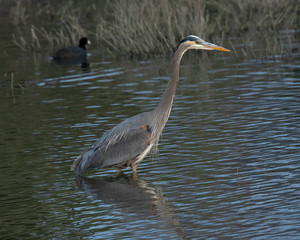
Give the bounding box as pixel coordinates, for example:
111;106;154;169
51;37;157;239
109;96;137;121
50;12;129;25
116;167;124;176
132;171;138;181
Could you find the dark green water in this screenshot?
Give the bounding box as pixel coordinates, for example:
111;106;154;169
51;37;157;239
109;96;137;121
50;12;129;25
1;22;300;239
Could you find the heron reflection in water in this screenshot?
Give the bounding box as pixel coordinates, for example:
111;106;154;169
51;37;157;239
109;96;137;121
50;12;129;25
72;35;230;175
74;175;186;238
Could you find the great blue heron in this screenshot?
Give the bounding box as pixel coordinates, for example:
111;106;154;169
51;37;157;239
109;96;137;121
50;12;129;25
72;35;230;175
53;37;90;60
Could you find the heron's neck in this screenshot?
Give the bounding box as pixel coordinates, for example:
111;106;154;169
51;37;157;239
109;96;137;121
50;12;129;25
154;45;186;121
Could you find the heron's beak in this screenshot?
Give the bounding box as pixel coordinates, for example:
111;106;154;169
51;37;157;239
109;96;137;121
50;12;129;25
199;41;230;52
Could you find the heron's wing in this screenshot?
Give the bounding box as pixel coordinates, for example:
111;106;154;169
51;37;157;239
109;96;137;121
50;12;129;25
93;124;152;167
72;124;152;175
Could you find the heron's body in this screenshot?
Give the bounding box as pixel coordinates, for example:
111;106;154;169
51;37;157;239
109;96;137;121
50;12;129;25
72;35;229;175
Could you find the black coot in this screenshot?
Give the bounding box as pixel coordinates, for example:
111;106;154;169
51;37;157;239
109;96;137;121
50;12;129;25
53;37;90;60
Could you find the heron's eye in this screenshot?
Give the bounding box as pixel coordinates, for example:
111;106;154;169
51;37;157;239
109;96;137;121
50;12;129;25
195;40;200;44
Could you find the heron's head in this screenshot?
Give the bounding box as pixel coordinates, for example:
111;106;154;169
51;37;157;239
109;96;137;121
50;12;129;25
179;35;230;52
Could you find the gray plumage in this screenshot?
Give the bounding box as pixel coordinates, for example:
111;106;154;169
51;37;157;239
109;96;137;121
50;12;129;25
71;35;230;175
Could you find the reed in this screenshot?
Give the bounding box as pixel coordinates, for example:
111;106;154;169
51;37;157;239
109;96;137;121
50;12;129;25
96;0;298;57
11;0;88;52
6;0;299;58
96;0;208;57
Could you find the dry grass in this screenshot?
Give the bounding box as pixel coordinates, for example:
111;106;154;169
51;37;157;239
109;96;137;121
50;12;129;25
96;0;208;57
10;0;89;52
6;0;299;58
95;0;299;58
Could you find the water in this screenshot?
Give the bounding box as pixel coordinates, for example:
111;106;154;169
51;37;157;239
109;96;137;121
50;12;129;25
1;30;300;239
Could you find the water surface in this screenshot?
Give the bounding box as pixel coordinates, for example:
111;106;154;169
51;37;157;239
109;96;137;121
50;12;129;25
0;31;300;239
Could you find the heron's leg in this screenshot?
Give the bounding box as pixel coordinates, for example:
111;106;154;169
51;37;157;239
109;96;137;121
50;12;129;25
130;160;138;172
116;167;123;175
129;160;139;180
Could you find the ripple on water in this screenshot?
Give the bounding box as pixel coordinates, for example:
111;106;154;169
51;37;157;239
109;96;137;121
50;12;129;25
1;44;300;239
